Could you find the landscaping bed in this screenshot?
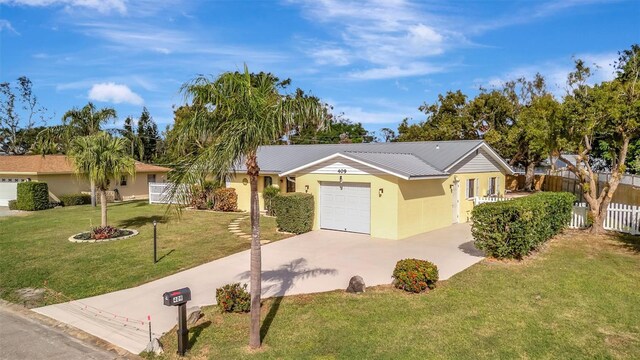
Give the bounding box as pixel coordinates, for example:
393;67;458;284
146;231;640;359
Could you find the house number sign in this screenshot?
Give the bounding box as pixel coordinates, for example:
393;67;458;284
337;169;347;174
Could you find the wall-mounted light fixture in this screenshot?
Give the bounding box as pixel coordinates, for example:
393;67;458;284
378;188;384;197
242;178;249;185
305;185;309;193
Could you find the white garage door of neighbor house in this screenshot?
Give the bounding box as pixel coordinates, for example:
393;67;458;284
0;182;18;206
320;182;370;234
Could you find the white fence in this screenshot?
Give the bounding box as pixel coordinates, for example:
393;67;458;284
474;196;512;206
148;182;188;205
474;196;639;235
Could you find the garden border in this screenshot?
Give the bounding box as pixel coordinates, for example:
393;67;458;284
68;229;139;243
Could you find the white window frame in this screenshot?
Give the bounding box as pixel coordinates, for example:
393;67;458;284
466;178;477;199
488;177;497;196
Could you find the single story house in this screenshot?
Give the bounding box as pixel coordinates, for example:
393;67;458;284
227;140;513;240
0;155;171;205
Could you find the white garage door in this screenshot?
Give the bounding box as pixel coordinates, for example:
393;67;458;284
0;182;18;206
320;182;370;234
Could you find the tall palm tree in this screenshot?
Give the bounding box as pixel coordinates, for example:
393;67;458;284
68;132;135;227
171;65;328;349
62;102;117;206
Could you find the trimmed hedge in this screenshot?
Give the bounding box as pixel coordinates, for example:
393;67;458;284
16;182;50;211
213;188;238;212
262;185;280;216
471;192;575;259
392;259;439;293
8;200;17;210
272;192;314;234
59;193;91;206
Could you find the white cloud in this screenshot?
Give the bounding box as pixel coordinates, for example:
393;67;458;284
0;19;19;34
88;82;144;105
292;0;461;79
0;0;127;14
477;52;618;97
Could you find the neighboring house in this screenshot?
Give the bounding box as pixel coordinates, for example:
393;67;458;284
0;155;170;205
227;140;512;240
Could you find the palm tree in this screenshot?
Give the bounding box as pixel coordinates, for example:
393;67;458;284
171;65;329;349
68;132;135;227
63;103;118;206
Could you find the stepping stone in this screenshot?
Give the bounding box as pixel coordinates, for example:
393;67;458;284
229;229;243;233
240;235;252;239
260;240;271;245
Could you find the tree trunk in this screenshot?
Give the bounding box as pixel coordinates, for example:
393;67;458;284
100;190;107;227
247;153;262;349
524;162;536;192
91;180;97;207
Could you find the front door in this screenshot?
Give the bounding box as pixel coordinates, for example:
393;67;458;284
452;179;460;223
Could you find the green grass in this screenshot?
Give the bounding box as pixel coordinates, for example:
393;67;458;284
239;215;291;242
150;232;640;359
0;201;291;306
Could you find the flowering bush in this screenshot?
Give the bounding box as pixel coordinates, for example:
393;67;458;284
91;226;120;240
213;188;238;212
216;283;250;313
392;259;439;293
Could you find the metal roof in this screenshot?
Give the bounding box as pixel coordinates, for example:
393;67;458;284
235;140;503;179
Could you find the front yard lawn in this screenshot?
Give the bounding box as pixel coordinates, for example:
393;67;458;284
151;231;640;359
0;201;291;307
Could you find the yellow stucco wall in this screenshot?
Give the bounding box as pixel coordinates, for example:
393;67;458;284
226;169;507;240
228;173;284;212
294;173;400;239
22;171;168;201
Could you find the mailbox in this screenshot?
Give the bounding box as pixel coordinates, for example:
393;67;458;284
162;287;191;356
163;288;191;306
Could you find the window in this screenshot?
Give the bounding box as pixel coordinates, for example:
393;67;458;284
466;178;476;199
488;177;497;196
286;177;296;193
264;176;273;188
120;176;127;186
147;174;156;183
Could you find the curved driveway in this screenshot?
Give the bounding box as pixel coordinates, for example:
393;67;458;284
34;223;482;354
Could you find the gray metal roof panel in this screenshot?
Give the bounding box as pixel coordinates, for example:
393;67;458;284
342;151;446;178
234;140;486;175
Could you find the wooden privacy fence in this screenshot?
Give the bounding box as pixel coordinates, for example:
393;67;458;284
474;196;640;235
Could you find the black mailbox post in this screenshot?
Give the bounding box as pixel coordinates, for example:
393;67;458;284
163;287;191;356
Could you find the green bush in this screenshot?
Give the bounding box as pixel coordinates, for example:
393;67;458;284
16;182;50;211
392;259;439;293
471;192;575;259
215;283;250;313
59;193;91;206
8;200;17;210
272;192;314;234
262;185;280;216
213;188;238;212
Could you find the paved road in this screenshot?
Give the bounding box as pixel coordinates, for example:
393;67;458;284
0;304;117;360
35;224;482;354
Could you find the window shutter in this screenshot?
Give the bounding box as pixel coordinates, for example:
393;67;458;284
475;178;479;197
497;177;500;195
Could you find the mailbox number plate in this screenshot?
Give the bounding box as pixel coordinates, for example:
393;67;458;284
172;295;184;303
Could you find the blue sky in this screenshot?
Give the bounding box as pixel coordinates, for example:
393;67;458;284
1;0;638;136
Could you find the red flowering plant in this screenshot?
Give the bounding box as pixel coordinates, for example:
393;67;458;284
392;259;439;293
215;283;250;313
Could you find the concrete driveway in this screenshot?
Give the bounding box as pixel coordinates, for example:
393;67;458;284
34;223;482;354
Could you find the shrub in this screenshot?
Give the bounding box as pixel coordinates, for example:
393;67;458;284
392;259;439;293
8;200;17;210
91;226;120;240
213;188;238;212
16;181;50;211
272;193;314;234
59;193;91;206
191;180;219;210
215;283;250;313
471;192;575;259
262;185;280;216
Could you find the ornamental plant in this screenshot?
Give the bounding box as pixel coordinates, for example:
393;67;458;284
91;226;120;240
216;283;250;313
392;259;439;293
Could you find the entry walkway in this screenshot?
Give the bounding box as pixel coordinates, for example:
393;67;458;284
35;224;482;354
